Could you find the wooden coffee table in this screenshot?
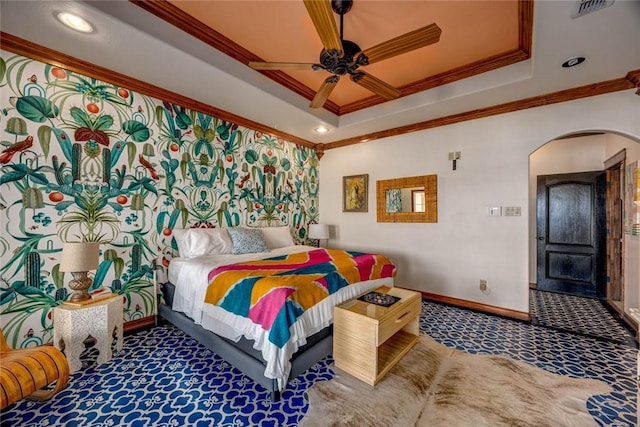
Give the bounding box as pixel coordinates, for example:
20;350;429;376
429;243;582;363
333;286;421;385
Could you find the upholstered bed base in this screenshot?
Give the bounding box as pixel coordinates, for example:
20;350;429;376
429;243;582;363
158;282;333;401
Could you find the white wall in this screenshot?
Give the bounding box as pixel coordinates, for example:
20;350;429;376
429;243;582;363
319;90;640;314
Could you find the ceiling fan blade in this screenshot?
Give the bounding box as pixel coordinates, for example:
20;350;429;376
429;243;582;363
351;72;401;100
360;23;442;65
303;0;343;53
310;76;339;108
249;61;317;71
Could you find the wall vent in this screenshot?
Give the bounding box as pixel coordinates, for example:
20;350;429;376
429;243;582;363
572;0;615;18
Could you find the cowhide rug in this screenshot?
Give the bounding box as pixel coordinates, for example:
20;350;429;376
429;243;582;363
301;335;611;427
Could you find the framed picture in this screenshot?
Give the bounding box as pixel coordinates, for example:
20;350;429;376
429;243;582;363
343;174;368;212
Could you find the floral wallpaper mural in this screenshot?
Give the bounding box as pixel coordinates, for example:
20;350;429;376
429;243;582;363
0;51;319;348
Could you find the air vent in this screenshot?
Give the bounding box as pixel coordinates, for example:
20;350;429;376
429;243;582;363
572;0;615;18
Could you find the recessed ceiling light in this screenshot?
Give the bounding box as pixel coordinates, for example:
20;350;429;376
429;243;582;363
56;12;94;33
314;126;329;134
562;57;586;68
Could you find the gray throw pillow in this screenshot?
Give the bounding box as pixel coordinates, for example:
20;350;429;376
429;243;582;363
228;227;270;255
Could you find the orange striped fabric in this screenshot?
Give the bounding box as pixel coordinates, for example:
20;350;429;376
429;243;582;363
0;331;69;409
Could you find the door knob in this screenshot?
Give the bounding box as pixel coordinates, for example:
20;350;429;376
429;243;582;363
537;236;544;240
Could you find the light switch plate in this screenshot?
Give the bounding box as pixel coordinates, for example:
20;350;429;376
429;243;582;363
487;206;502;216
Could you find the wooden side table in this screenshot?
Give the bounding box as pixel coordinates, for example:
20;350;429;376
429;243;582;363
333;286;421;386
53;295;123;373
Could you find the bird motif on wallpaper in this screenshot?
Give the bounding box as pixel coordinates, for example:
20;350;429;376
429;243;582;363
286;180;295;194
0;136;34;164
239;173;250;189
138;154;159;180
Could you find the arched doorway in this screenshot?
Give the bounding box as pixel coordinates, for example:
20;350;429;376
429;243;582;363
528;131;640;343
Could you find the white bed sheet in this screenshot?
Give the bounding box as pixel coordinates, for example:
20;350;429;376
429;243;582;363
168;245;393;390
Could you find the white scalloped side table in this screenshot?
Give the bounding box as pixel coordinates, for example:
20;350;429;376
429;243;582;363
53;295;123;373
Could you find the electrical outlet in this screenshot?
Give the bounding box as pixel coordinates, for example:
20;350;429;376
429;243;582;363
479;280;487;291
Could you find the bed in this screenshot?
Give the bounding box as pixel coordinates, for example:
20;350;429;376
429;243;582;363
158;226;396;401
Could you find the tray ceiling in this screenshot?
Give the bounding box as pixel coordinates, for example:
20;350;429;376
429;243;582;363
166;0;521;113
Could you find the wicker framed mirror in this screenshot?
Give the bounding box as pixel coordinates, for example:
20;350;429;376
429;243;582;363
376;175;437;223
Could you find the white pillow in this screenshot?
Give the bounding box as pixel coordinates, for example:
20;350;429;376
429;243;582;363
172;228;233;258
259;226;295;249
172;229;191;258
187;228;233;257
216;229;234;254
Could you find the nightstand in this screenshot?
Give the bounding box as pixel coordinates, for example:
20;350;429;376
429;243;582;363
333;286;421;385
53;295;123;373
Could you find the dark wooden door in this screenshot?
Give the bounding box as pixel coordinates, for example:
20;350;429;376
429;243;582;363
536;171;606;298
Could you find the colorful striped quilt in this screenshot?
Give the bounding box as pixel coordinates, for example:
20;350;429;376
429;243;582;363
204;248;396;348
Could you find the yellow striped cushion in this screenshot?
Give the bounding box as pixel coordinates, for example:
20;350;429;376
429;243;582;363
0;345;69;409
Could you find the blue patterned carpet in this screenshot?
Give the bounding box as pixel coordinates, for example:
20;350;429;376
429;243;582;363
529;289;637;346
2;300;637;426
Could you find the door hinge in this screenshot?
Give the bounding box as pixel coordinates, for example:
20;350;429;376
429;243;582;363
606;276;611;283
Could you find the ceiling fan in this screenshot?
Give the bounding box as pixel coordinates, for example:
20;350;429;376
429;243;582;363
248;0;442;109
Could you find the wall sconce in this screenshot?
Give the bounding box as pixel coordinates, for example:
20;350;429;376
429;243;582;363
308;224;330;248
448;151;461;170
59;242;100;302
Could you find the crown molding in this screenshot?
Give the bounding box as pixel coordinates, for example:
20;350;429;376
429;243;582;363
324;74;638;150
626;69;640;95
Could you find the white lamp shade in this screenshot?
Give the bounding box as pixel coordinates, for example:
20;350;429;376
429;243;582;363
59;242;100;272
308;224;329;240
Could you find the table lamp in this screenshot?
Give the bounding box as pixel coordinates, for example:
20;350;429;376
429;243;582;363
309;224;329;248
60;242;100;302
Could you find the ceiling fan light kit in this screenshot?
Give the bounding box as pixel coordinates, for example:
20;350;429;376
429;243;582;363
249;0;441;109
